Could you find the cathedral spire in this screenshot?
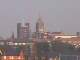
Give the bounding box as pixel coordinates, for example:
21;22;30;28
37;13;43;24
36;14;45;33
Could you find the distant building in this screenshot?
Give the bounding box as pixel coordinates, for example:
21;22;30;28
51;32;64;36
76;32;80;36
36;17;45;33
17;22;30;41
43;32;51;39
17;23;21;40
36;16;45;39
54;35;77;39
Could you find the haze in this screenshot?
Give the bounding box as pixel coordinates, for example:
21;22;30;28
0;0;80;38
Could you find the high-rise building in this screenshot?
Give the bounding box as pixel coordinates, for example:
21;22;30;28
36;16;45;39
36;16;45;33
17;22;30;41
17;23;21;40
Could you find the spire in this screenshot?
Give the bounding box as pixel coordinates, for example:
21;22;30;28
37;13;43;24
36;13;45;33
38;12;41;20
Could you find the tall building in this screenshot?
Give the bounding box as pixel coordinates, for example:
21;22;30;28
17;22;30;41
36;16;45;33
17;23;21;40
36;16;45;39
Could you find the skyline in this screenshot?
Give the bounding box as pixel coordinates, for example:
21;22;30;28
0;0;80;38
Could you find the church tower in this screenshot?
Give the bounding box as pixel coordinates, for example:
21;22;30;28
36;15;45;33
36;15;46;39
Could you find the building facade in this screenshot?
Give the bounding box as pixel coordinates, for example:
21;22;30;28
17;22;30;41
36;16;45;39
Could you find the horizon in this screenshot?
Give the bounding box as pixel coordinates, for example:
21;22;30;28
0;0;80;38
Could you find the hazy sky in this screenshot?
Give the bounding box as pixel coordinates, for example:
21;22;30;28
0;0;80;38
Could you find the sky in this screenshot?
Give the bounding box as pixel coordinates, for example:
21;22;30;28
0;0;80;38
